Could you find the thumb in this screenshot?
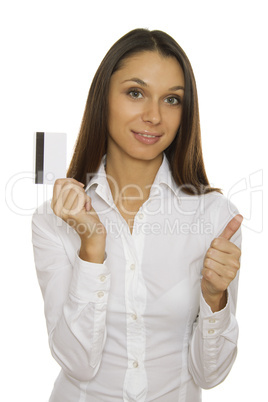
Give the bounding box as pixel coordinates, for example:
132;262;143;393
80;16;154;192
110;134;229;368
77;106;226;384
219;214;243;240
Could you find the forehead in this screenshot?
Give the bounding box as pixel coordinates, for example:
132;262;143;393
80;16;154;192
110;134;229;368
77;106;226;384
112;51;185;87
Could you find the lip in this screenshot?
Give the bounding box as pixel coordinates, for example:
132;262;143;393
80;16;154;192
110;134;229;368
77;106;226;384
133;130;162;137
132;130;162;145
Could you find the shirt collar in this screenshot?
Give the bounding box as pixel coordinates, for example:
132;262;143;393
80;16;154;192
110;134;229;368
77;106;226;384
85;153;180;201
85;155;108;192
151;153;179;197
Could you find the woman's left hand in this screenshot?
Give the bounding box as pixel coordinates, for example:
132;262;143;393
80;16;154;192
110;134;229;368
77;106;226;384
201;214;243;311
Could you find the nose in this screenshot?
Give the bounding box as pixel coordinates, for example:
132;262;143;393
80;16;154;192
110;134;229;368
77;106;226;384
142;100;161;125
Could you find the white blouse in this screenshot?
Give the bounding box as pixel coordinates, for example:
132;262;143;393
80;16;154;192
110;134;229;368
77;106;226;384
32;155;241;402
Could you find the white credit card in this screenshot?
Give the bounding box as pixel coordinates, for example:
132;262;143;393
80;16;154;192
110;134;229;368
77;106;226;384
34;132;67;184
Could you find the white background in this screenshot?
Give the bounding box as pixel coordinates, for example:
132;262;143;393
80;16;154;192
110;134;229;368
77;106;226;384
1;0;267;400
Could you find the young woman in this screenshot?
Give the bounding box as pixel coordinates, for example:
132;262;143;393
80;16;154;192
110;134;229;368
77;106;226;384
32;28;242;402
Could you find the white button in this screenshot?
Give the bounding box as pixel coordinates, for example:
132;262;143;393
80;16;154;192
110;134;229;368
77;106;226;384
138;213;144;220
133;361;139;368
131;314;137;320
208;329;215;335
97;291;104;298
209;318;216;324
99;275;106;282
130;264;135;270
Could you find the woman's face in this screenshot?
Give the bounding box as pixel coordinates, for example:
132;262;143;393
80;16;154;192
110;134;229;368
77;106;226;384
107;51;185;164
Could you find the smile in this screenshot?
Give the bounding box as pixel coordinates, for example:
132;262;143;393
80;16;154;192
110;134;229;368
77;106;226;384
138;133;157;138
132;130;162;137
132;130;162;145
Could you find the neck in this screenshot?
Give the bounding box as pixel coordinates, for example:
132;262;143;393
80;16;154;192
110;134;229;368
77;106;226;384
105;152;163;204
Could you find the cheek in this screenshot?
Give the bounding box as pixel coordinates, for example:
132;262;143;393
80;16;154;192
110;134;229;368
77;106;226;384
165;109;182;135
109;102;140;132
108;103;122;134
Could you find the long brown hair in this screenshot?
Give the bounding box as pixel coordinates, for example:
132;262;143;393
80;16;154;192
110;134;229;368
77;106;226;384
67;28;221;195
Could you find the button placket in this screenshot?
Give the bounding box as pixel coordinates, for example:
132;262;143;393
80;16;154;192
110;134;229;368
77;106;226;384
122;218;147;395
99;274;107;282
132;361;139;368
125;258;144;376
209;318;216;324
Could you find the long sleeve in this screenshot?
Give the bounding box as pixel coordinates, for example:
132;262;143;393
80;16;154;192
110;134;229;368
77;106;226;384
32;201;111;382
188;196;242;389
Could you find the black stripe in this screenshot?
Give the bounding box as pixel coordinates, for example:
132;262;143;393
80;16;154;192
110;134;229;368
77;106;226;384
35;132;44;184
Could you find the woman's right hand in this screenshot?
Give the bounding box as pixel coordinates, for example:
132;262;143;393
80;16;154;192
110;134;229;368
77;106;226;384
51;178;106;263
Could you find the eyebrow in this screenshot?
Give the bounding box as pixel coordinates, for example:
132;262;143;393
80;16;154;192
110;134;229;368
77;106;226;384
122;77;184;91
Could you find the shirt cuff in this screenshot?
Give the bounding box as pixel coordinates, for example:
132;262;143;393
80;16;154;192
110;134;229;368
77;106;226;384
69;251;111;303
199;289;231;339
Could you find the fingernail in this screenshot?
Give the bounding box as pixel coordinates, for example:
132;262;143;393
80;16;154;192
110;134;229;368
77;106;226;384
236;214;243;223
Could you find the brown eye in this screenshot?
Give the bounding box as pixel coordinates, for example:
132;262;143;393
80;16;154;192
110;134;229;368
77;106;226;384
128;89;143;99
165;96;181;105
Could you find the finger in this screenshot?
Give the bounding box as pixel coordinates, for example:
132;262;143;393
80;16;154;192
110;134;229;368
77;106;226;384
51;179;65;209
202;268;229;292
63;190;83;215
204;257;238;281
65;190;87;216
52;179;84;208
65;178;85;187
211;237;242;258
219;214;243;240
60;181;81;202
206;246;240;269
85;195;92;212
54;183;85;217
68;193;92;215
204;257;224;276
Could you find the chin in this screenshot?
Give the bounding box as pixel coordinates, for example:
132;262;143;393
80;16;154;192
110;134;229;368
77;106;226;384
128;149;164;162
